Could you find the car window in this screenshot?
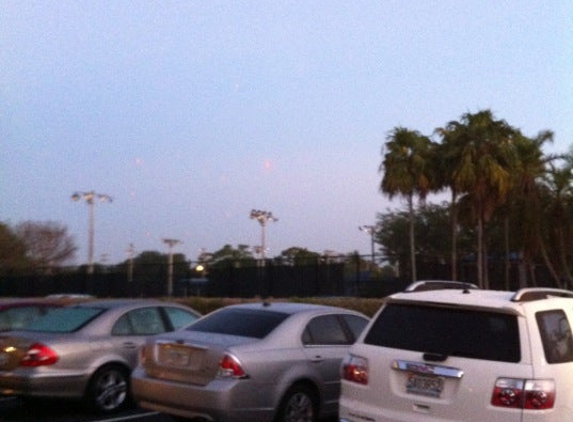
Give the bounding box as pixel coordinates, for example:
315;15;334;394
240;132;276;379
24;307;103;333
122;307;166;335
536;310;573;364
163;307;199;330
0;306;44;330
341;314;369;341
112;313;134;335
187;308;289;339
364;303;520;363
302;315;349;345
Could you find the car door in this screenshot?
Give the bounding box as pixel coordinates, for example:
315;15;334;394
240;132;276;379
301;313;365;414
111;307;168;368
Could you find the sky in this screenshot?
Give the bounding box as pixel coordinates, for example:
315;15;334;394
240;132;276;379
1;1;572;266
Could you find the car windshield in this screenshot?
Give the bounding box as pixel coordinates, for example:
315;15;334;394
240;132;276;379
186;308;289;339
23;307;104;333
364;303;521;363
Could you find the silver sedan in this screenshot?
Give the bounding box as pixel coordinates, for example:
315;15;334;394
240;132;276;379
0;299;200;414
132;301;369;422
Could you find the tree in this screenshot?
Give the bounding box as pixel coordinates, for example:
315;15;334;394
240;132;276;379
209;244;256;268
277;247;321;266
380;127;436;282
439;110;517;288
541;161;573;288
503;130;560;288
15;220;77;272
0;222;30;273
376;203;474;280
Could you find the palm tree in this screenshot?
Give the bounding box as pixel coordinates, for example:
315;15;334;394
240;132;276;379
439;110;517;288
541;161;573;288
504;130;563;288
434;128;464;281
379;127;435;282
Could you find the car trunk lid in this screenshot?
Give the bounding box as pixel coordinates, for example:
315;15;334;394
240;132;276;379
143;332;256;386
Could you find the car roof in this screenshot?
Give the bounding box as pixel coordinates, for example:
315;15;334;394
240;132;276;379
388;287;573;315
222;301;363;316
71;298;184;310
390;288;515;307
0;298;60;309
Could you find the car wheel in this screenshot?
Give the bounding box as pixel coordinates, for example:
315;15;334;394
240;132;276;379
85;364;131;414
274;384;318;422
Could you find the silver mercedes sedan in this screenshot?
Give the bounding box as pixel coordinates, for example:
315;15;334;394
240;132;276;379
0;298;200;414
131;301;369;422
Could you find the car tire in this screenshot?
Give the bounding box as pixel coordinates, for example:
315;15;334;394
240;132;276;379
85;364;131;414
274;384;318;422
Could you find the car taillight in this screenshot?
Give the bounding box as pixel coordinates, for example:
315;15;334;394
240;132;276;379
218;354;247;379
491;378;555;410
20;343;59;367
341;354;368;385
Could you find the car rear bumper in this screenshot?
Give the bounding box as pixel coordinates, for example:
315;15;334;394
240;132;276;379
131;367;275;422
0;370;89;399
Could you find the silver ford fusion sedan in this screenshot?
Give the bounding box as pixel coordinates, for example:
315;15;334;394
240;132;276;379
0;299;200;414
131;301;369;422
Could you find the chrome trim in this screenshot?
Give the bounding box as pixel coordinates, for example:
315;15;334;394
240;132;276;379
155;339;207;350
392;360;464;379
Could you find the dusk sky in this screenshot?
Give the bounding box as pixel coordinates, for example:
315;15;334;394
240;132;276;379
2;1;572;265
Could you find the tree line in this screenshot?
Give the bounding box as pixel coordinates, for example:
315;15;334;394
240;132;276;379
3;108;572;291
379;109;573;289
0;222;378;278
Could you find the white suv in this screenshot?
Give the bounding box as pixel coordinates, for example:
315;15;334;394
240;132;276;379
339;281;573;422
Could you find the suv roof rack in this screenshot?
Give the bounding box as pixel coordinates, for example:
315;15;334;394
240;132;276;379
511;287;573;302
404;280;479;293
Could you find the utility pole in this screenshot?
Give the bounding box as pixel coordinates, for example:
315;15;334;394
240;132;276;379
163;238;182;297
359;225;376;264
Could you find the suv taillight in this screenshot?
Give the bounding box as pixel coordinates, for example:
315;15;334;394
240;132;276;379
342;354;368;385
20;343;59;367
491;378;555;410
218;354;247;379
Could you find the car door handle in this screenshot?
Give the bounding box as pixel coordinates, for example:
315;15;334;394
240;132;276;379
122;342;138;349
311;356;324;363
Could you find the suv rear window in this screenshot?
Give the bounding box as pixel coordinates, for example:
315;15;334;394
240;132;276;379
186;308;289;339
364;303;520;363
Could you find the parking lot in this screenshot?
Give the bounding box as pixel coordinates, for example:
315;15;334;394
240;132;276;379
0;396;172;422
1;396;340;422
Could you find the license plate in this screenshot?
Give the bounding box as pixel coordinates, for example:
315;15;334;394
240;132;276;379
159;345;191;367
406;373;444;397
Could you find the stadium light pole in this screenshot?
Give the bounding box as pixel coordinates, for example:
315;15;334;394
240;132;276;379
126;243;135;283
359;224;376;263
71;191;113;275
250;209;278;264
163;238;182;297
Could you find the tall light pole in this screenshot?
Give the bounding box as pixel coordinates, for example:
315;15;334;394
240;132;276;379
359;225;376;264
126;243;135;283
163;238;182;297
71;191;113;274
250;209;278;263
